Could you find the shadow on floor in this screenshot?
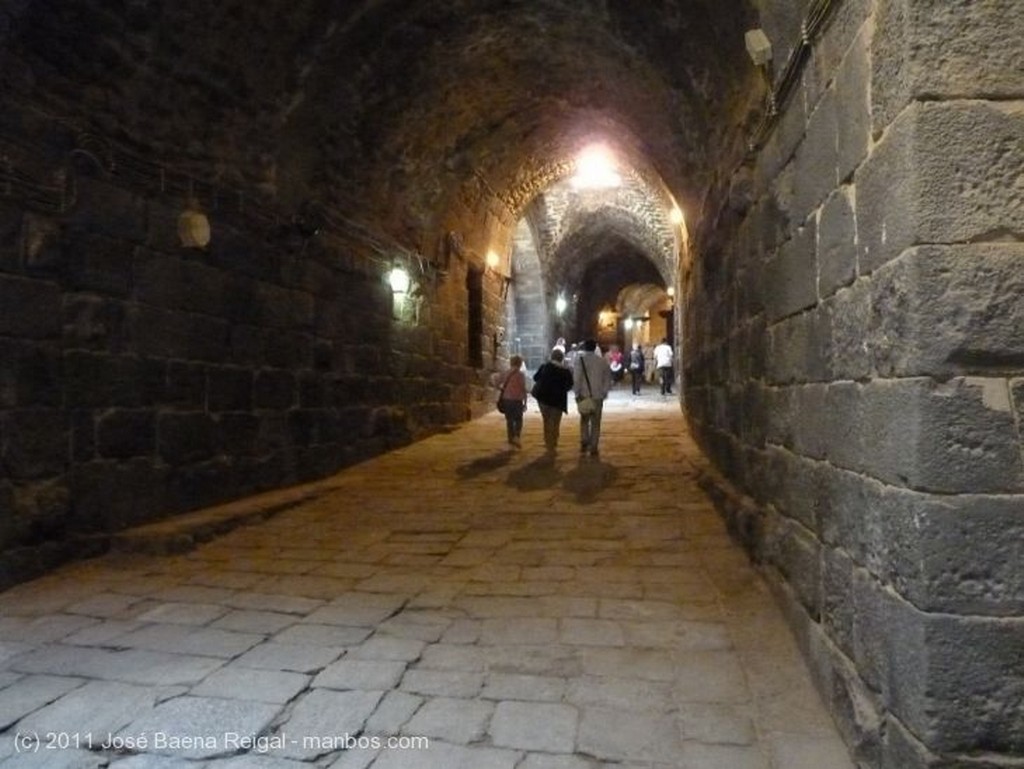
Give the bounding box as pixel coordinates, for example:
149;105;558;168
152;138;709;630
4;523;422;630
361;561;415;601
455;450;513;479
561;457;619;504
506;453;563;491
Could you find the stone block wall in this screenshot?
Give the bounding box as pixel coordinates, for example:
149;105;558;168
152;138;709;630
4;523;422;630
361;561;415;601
685;1;1024;766
0;121;506;588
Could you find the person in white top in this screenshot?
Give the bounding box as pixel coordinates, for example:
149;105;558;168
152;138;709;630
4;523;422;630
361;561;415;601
653;337;674;395
572;339;612;457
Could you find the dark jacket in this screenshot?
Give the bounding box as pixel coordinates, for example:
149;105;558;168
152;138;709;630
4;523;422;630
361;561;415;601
629;347;645;373
532;362;574;413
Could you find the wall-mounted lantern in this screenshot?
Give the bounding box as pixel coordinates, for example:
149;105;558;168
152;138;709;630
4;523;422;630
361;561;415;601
177;201;211;249
387;265;413;320
555;294;568;316
387;266;411;295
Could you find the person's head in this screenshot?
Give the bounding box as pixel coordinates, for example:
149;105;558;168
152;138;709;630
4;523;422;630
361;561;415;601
509;355;523;369
632;343;640;351
660;337;668;344
582;339;598;352
550;349;564;363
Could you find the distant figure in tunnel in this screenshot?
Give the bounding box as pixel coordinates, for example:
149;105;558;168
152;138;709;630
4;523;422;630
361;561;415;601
654;337;674;395
573;339;612;457
629;343;645;395
531;348;575;453
494;355;528;448
608;345;624;386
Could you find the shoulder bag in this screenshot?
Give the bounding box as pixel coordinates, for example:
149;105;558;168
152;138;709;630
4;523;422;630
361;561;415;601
496;371;512;414
577;358;597;416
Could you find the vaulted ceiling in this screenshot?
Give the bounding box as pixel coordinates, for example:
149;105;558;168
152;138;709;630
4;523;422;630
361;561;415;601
2;0;774;247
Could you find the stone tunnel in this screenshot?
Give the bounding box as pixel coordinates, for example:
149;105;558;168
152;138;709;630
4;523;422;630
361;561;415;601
0;1;1022;767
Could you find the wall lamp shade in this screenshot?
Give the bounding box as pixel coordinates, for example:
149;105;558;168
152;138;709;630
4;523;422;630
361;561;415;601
387;266;411;294
745;29;772;66
177;208;211;248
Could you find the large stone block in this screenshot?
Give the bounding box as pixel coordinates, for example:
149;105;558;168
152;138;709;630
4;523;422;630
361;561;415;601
130;305;230;362
822;546;855;658
768;516;822;619
767;308;832;384
817;464;1024;615
817;188;857;298
158;412;219;465
919;614;1024;753
764;219;818;322
856;540;1024;757
872;0;1024;133
0;274;60;339
63;351;149;408
70;458;170;531
163;361;207;410
216;412;260;456
793;88;839;224
253;282;315;330
871;245;1024;377
0;339;61;408
62;294;128;352
823;378;1024;493
61;231;133;297
96;409;155;459
1;408;66;479
208;366;252;412
135;250;229;317
64;178;147;243
857;101;1024;273
834;24;871;183
825;278;872;381
253;369;296;410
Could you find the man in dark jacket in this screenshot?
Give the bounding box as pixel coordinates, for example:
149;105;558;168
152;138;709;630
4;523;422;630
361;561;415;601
532;349;575;452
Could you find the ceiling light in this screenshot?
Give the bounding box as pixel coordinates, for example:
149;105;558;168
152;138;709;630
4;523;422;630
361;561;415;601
571;145;622;190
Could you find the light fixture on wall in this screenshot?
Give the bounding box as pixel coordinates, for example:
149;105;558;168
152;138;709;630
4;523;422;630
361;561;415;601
387;266;411;295
386;264;413;321
177;200;211;249
744;29;773;66
555;294;568;316
485;249;500;271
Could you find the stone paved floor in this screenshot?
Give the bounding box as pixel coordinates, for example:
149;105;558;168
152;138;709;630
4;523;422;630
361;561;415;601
0;389;855;769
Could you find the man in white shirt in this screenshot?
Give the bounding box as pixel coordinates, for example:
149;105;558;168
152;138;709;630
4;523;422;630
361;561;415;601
573;339;612;457
653;337;674;395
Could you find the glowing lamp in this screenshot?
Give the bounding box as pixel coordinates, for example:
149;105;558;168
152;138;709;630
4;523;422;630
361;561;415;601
177;208;211;249
387;266;411;294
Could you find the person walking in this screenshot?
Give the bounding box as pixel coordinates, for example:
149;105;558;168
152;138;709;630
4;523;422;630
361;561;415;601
573;338;612;457
531;348;575;453
494;355;528;448
653;337;674;395
628;343;645;394
608;345;624;386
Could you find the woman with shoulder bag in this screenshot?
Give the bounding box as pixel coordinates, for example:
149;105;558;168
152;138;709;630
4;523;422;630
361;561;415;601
495;355;528;448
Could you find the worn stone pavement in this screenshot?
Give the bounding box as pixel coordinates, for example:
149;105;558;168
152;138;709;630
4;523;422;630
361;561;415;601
0;389;855;769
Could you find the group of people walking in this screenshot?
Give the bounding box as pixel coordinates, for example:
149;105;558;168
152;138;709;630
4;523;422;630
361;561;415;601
494;336;674;456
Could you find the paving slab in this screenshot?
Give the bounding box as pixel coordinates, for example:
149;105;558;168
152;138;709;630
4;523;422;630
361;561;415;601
0;394;853;769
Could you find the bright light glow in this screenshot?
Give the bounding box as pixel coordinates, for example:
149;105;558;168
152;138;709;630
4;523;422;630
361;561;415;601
571;145;621;190
669;205;684;225
555;295;568;315
485;250;500;270
388;266;411;294
666;286;675;297
624;318;634;330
